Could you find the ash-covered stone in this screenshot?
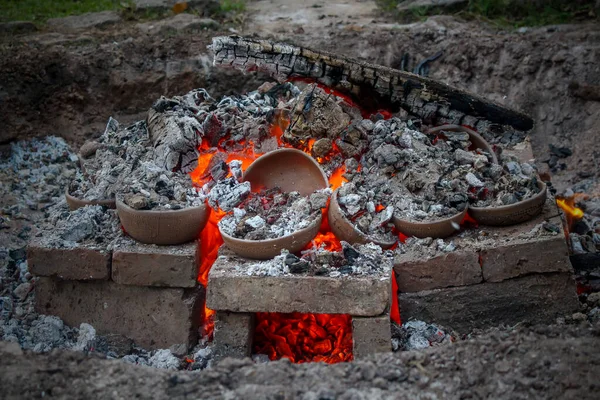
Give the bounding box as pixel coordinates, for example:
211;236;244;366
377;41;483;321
148;349;181;370
391;320;452;352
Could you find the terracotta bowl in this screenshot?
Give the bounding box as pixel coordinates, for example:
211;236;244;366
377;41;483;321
219;148;329;259
328;189;396;249
220;216;322;260
116;198;210;245
243;148;328;195
427;124;498;164
65;188;116;211
468;181;547;226
393;207;467;239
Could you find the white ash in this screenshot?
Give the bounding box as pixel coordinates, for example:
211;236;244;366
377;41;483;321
119;161;206;210
148;349;181;370
0;136;79;212
207;177;251;212
218;188;327;241
391;320;453;352
336;178;397;243
34;203;120;250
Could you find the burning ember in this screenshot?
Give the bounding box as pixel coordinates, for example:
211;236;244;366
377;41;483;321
253;312;353;363
188;82;373;363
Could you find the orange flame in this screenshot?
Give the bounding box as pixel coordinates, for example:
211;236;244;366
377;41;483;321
253;312;353;363
188;95;399;359
557;197;585;220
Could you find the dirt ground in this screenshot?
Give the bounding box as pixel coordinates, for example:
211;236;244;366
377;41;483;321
1;1;600;398
1;322;599;399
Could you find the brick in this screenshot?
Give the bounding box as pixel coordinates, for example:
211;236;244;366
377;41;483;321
352;314;391;359
398;273;579;334
207;249;391;316
112;239;198;288
481;229;572;282
27;239;110;281
35;277;203;349
394;250;482;292
213;312;254;361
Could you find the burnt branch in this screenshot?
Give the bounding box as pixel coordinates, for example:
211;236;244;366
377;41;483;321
210;36;533;132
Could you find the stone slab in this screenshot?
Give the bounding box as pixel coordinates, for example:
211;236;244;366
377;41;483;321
352;314;391;360
28;240;111;281
213;312;254;361
112;239;198;288
394;250;482;292
35;277;203;350
399;273;579;334
207;249;391;316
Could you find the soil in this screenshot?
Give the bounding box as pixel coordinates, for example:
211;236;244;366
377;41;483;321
1;0;599;397
1;322;599;399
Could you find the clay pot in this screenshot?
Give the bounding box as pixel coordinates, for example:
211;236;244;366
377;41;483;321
328;189;396;249
243;148;328;196
65;188;116;211
220;217;322;260
116;198;210;245
393;208;467;239
468;181;547;226
427;124;498;164
219;148;329;259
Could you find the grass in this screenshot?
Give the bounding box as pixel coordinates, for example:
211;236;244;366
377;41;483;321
1;0;246;24
376;0;598;28
0;0;121;23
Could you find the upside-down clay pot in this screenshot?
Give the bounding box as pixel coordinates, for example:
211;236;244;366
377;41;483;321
468;181;547;226
220;148;329;259
116;198;210;245
328;189;396;249
65;188;116;211
242;148;329;196
427;124;499;164
392;208;468;239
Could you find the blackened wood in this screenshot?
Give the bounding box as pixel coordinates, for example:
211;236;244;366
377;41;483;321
210;36;533;131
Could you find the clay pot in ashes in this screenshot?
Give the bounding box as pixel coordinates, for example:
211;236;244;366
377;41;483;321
221;219;322;259
116;198;210;245
328;188;396;249
220;148;328;259
392;208;467;239
427;124;499;164
242;148;328;196
468;181;547;226
65;188;116;211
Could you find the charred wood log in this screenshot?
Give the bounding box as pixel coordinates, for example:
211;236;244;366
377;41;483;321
147;98;202;173
210;36;533;132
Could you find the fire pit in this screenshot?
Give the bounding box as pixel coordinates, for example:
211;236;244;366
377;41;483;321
26;36;579;365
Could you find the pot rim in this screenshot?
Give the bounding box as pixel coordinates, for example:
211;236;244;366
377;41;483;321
426;124;499;165
115;196;208;215
218;212;322;246
393;206;468;226
468;181;547;211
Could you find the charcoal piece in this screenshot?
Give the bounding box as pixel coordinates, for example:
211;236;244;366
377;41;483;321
342;242;360;264
210;161;229;182
285;254;309;274
311;138;333;158
125;194;149;210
